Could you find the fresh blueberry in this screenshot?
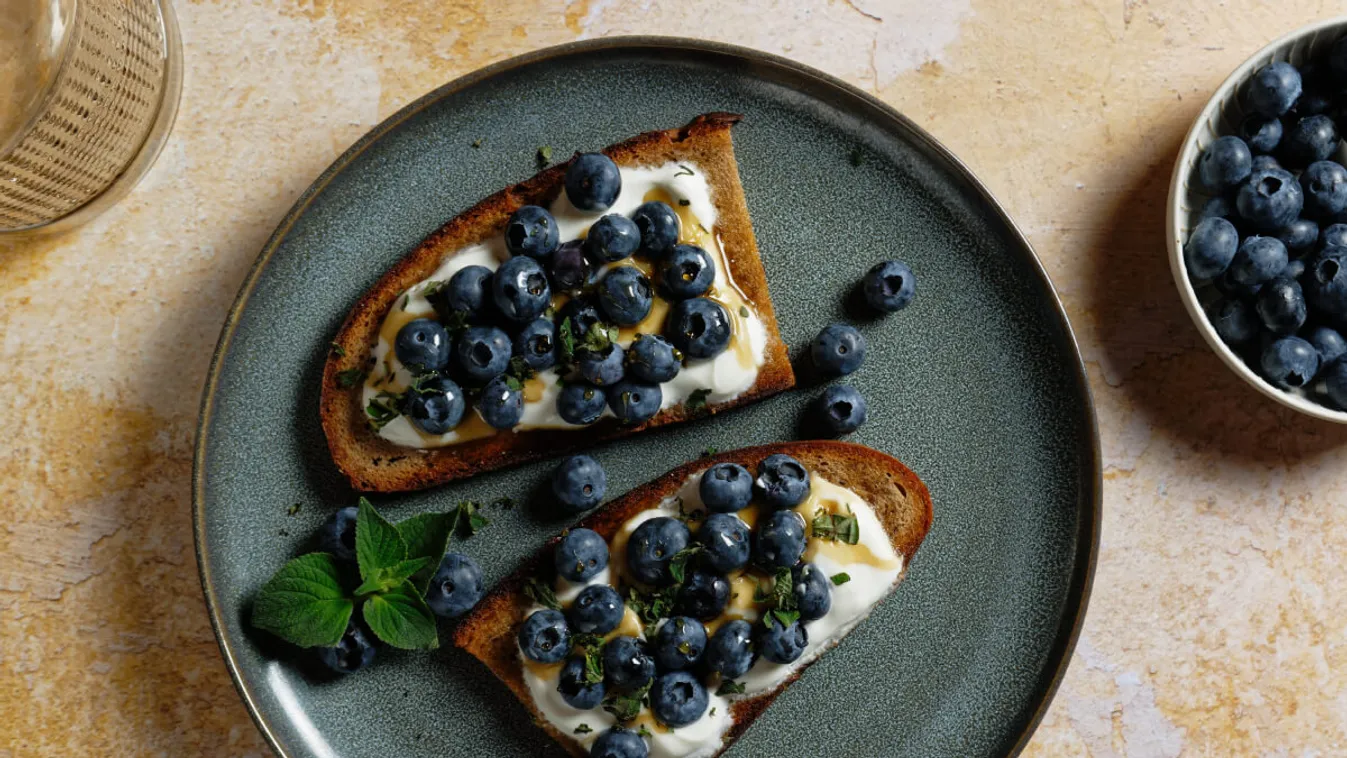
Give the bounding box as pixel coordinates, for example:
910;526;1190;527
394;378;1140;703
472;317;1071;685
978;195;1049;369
1306;246;1347;316
557;297;604;343
1285;258;1307;279
1237;168;1303;232
1261;336;1320;388
607;379;662;425
317;620;376;674
1246;61;1301;118
697;513;751;573
1327;360;1347;407
659;244;715;300
754;509;807;569
586;214;641;263
699;463;753;513
665;298;732;360
625;333;682;383
505;205;560;260
557;381;607;425
811;323;866;375
1228;235;1289;289
1278;218;1319;254
1216;267;1264;299
626;517;691;586
1256;276;1308;335
401;375;467;434
1240;114;1283;154
632;200;680;256
433;265;493;319
454;325;511;383
579;345;626;387
755;454;811;509
513;318;558;371
814;384;868;435
1324;224;1347;248
650;671;709;728
316;506;358;562
1197;135;1252;193
558;657;606;710
1209;298;1259;345
555;527;609;581
492;255;552;323
425;552;484;618
1251;154;1283;172
1199;195;1237;222
1284;115;1339;168
1290;78;1334;119
755;614;808;664
519;609;571;663
602;636;655;692
1309;326;1347;366
653;617;707;671
394;319;452;372
705;620;755;678
553;456;608;513
1301;161;1347;218
568;584;624;635
598;266;653;326
676;568;731;621
565;153;622;211
590;728;648;758
792;562;832;622
549;239;593;292
479;374;523;429
863;259;917;313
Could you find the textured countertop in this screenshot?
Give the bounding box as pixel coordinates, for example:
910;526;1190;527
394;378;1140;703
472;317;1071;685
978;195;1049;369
1;1;1341;755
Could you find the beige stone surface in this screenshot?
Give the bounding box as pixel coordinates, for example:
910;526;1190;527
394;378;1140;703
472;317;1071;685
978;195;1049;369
1;0;1343;754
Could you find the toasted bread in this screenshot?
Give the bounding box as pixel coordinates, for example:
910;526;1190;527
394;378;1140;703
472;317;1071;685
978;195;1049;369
321;114;795;492
453;441;933;758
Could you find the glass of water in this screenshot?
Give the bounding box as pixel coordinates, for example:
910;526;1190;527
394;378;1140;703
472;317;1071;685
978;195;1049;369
0;0;182;235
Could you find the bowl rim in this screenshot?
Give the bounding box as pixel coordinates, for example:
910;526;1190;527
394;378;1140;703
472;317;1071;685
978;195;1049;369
1167;15;1347;424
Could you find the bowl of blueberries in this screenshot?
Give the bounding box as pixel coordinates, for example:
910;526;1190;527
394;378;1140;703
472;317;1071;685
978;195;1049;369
1169;17;1347;421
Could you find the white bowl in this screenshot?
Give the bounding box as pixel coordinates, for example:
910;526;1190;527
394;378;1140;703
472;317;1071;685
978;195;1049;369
1168;16;1347;423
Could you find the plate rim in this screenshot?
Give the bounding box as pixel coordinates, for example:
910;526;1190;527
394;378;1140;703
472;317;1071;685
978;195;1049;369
192;35;1102;758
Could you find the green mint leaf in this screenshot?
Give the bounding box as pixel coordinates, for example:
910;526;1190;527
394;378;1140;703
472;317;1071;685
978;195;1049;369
626;584;679;638
637;724;653;738
668;545;703;584
362;580;439;650
450;500;489;538
396;512;454;593
524;576;561;611
506;355;536;385
574;724;593;735
336;368;366;388
440;308;470;337
678;198;690;207
471;138;483;148
830;572;852;586
537;145;553;166
715;679;746;696
771;608;801;628
286;503;301;516
558;317;577;366
329;342;347;358
738;305;750;318
365;394;400;430
603;679;651;722
674;497;703;525
701;447;717;457
834;507;860;545
772;566;797;611
686;388;712;414
579;322;615;354
420;280;446;299
674;164;695;177
811;508;836;541
356;498;409;582
583;643;605;684
250;553;353;648
358;556;433;595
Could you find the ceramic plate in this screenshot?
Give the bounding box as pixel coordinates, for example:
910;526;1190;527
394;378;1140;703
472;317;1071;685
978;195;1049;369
195;37;1099;758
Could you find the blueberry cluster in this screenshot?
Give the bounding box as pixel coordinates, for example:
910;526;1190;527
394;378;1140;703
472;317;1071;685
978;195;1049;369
1184;47;1347;405
518;456;839;757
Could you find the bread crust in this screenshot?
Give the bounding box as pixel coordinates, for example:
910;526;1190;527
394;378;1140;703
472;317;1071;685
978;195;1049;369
452;441;933;758
320;114;796;492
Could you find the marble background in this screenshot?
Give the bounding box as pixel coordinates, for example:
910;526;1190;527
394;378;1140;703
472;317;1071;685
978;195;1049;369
2;0;1343;755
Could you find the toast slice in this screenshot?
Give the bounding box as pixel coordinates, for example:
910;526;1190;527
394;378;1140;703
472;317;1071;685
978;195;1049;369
321;114;795;492
453;441;933;758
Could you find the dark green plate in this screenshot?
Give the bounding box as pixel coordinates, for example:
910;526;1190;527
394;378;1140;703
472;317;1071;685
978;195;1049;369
194;37;1099;758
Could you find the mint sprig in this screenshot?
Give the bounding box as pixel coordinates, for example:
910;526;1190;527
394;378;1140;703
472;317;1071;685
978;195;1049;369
397;512;455;592
356;498;407;580
250;553;353;648
363;580;440;650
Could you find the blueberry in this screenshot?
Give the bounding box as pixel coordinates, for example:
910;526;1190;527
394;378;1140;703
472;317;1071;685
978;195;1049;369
862;259;917;313
568;584;624;635
1197;135;1252;193
558;657;606;710
1251;154;1283;172
1284;115;1339;168
513;318;558;371
519;609;570;663
492;255;552;323
699;463;753;513
1306;246;1347;316
394;319;452;372
1199;195;1237;222
597;266;653;326
626;517;691;586
1240;114;1283;154
590;728;648;758
400;375;467;434
697;512;750;573
1209;298;1259;345
666;297;732;360
1237;168;1303;232
1301;161;1347;218
650;671;708;728
755;454;811;509
565;153;621;211
579;345;626;387
505;205;560;260
1278;218;1319;254
557;297;604;343
602;636;655;692
1327;360;1347;407
479;374;523;429
792;562;832;622
555;527;609;581
1285;258;1307;279
653;616;707;671
549;240;593;293
1228;235;1288;289
705;620;755;678
316;506;358;562
1246;61;1301;118
1261;336;1320;388
553;456;608;513
754;510;807;569
754;614;808;664
557;381;607;425
454;325;512;384
586;214;641;263
814;384;868;435
676;568;731;621
317;620;376;674
1309;326;1347;366
659;244;715;300
811;323;866;375
1256;276;1308;335
632;200;680;256
433;265;492;319
608;379;662;425
625;333;682;383
425;552;484;618
1324;224;1347;249
1216;267;1264;299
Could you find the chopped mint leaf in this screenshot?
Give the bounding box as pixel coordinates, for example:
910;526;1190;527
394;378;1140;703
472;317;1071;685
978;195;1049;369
583;642;605;684
603;680;651;722
674;497;704;525
574;724;593;735
506;355;537;385
524;576;561;611
637;724;653;738
440;308;470;337
715;679;746;696
738;305;749;318
674;164;695;177
770;608;801;628
355;498;409;583
686;388;712;414
537;145;553;166
400;294;410;311
558;316;577;367
678;198;690;206
668;545;704;584
811;506;859;545
830;572;852;586
471;138;483;148
365;394;400;430
362;580;439;650
250;553;353;648
287;503;302;516
626;584;679;638
329;342;346;358
420;280;446;299
450;500;489;537
849;148;862;167
710;707;717;716
336;368;366;389
396;512;454;592
579;321;617;354
701;447;718;457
